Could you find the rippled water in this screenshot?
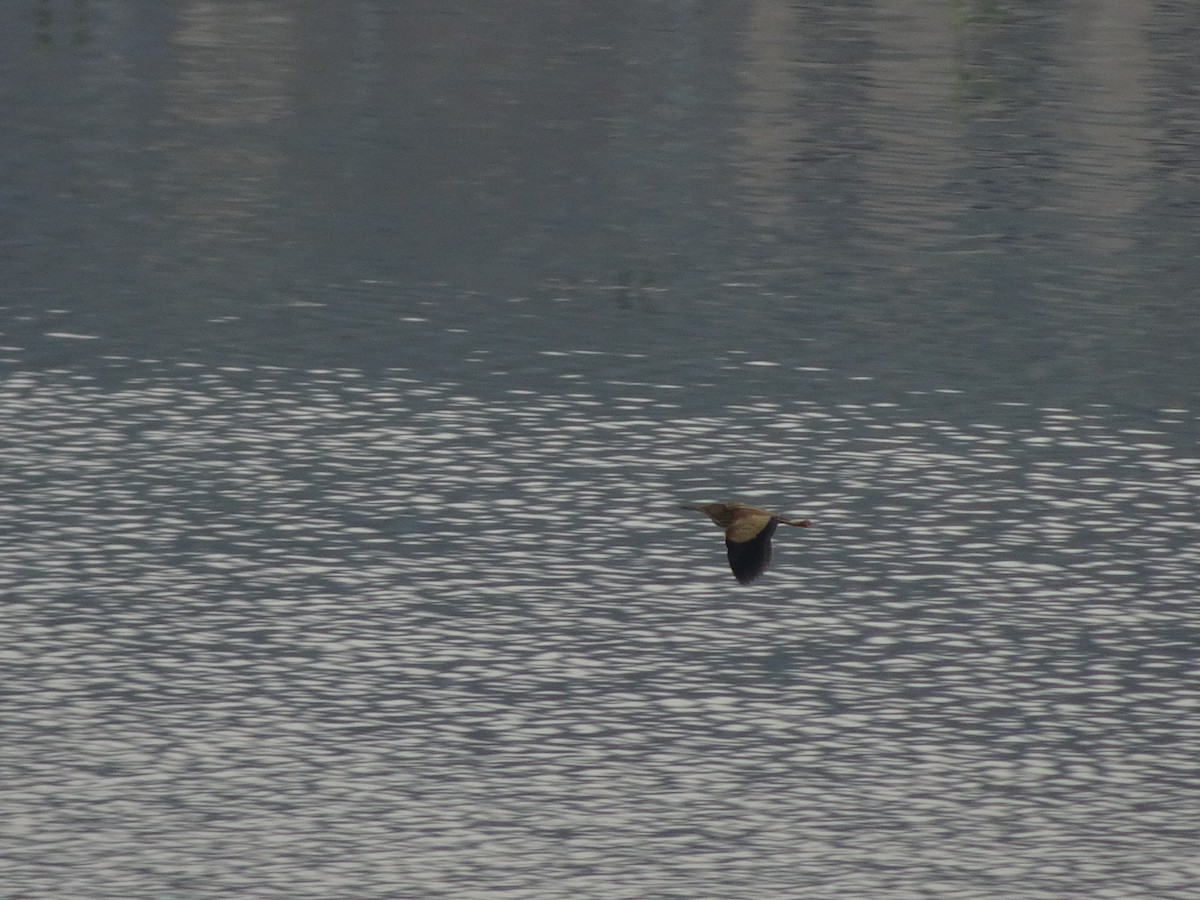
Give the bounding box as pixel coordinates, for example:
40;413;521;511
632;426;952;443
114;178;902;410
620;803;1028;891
4;359;1198;898
6;0;1200;895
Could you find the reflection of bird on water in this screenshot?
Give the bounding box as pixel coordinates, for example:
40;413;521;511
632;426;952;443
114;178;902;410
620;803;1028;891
684;501;811;584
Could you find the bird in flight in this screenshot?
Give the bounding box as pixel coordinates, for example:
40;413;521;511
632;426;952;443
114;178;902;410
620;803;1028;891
683;501;811;584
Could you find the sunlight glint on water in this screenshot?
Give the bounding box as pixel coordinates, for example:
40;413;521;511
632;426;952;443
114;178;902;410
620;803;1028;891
3;364;1199;897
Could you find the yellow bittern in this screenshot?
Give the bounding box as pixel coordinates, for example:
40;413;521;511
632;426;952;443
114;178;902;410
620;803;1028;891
684;501;811;584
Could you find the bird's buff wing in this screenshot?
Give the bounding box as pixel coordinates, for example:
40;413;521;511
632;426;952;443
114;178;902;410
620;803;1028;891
725;511;772;543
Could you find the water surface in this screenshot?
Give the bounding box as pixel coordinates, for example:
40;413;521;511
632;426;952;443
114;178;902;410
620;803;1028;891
3;2;1200;897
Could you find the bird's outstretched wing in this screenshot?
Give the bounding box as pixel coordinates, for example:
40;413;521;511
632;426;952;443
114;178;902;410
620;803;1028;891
725;518;779;584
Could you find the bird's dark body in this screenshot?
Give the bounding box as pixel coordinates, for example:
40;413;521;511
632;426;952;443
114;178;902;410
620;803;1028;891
725;517;779;585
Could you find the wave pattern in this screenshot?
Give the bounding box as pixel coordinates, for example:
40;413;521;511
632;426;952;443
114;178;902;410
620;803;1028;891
3;363;1199;898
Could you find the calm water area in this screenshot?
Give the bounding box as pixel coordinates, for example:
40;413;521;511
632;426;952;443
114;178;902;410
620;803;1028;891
3;3;1200;898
